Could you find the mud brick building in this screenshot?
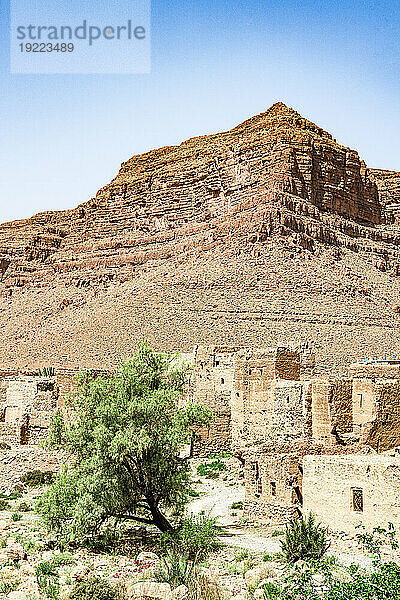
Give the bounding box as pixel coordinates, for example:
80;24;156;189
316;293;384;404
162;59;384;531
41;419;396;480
303;454;400;535
187;345;239;456
0;367;111;493
0;346;400;533
241;355;400;529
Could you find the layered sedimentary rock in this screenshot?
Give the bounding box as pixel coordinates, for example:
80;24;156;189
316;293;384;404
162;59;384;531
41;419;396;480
371;169;400;225
0;102;400;372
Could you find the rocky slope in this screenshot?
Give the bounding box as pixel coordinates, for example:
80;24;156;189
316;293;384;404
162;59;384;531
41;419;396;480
1;102;400;373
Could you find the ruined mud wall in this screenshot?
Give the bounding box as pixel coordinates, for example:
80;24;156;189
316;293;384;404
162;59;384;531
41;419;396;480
0;446;62;494
364;381;400;452
190;346;237;456
244;453;302;524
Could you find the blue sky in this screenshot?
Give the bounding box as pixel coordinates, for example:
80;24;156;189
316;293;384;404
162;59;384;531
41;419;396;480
0;0;399;224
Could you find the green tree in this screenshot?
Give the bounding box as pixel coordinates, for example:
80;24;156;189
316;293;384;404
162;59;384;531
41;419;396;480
38;343;212;542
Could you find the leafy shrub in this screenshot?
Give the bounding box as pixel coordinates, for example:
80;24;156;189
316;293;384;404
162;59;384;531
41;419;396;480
355;522;399;564
281;513;330;564
279;562;320;600
326;561;400;600
262;581;281;600
0;581;19;594
230;501;243;510
12;512;22;521
161;514;220;561
196;460;227;479
17;501;32;512
69;577;122;600
21;470;54;486
36;560;60;599
157;549;223;600
0;499;10;510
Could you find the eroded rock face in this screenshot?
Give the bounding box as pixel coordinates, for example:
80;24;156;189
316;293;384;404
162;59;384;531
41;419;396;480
371;169;400;206
0;102;399;372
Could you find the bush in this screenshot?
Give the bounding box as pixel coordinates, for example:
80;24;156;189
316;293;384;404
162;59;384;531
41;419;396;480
12;512;22;521
326;561;400;600
69;577;122;600
161;514;220;561
21;470;54;486
281;513;330;564
196;460;227;479
262;581;281;600
17;501;32;512
234;548;249;562
157;547;197;589
36;560;60;599
230;501;243;510
157;550;223;600
36;367;56;377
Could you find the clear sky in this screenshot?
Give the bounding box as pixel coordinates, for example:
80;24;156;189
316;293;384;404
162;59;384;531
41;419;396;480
0;0;399;224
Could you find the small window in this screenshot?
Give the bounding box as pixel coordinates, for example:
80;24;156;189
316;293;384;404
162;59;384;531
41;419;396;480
270;481;276;496
215;360;220;366
249;368;253;375
236;392;240;397
256;479;262;496
251;461;260;480
221;377;224;385
352;488;363;512
358;393;363;408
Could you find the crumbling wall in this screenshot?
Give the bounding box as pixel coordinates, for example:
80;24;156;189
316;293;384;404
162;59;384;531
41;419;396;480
349;361;400;380
243;453;303;524
364;381;400;452
352;378;378;436
330;379;353;434
0;445;62;494
231;347;305;450
189;346;238;456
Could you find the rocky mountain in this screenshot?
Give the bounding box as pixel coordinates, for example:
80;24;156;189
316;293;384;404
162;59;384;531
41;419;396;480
1;102;400;373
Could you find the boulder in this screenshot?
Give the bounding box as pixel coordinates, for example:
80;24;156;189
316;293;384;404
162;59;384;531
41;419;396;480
136;551;160;564
244;565;272;589
126;581;172;600
71;563;91;581
172;584;189;600
6;592;29;600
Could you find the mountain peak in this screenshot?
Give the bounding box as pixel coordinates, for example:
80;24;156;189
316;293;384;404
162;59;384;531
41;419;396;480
0;106;398;372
